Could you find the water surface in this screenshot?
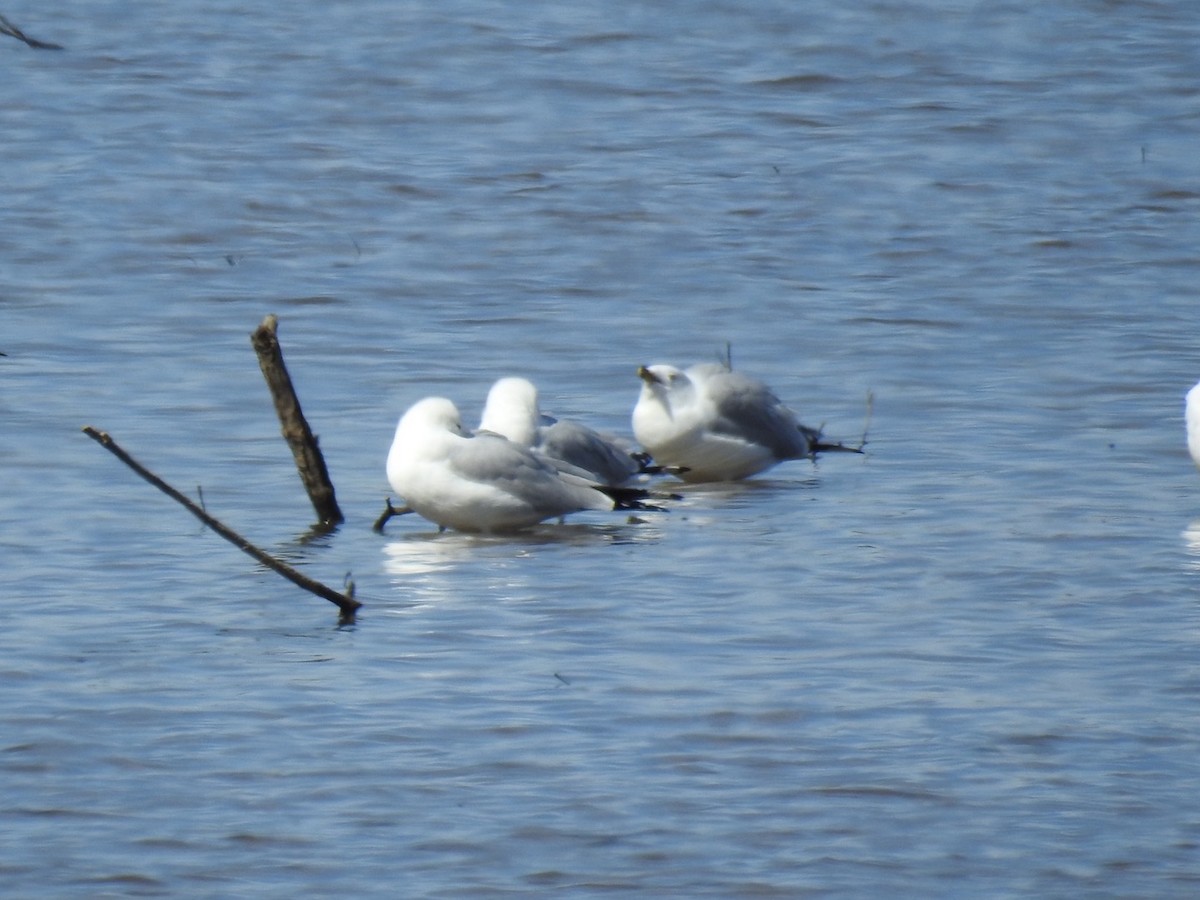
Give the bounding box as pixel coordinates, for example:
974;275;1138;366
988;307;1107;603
3;0;1200;895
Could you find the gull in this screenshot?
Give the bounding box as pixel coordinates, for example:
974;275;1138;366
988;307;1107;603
632;362;861;482
1186;381;1200;469
385;396;662;533
478;376;649;486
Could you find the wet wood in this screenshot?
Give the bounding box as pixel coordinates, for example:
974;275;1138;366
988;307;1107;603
372;497;413;533
251;315;344;527
0;13;63;49
82;426;360;622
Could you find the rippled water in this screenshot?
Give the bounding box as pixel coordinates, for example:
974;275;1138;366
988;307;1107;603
4;0;1200;895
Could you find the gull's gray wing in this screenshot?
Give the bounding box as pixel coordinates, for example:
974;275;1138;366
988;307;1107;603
538;420;641;486
447;432;602;513
698;368;812;460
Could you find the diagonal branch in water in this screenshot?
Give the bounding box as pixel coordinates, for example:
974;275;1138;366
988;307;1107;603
82;426;360;621
0;13;63;49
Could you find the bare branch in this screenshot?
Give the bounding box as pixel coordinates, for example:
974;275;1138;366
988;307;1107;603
858;389;874;452
0;13;63;50
82;426;360;622
372;497;414;533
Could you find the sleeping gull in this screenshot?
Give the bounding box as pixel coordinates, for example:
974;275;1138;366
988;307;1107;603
632;362;861;482
386;396;663;533
1186;381;1200;469
478;376;649;486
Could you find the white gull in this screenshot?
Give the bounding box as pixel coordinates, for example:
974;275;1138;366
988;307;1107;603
386;396;660;533
478;376;648;486
1186;381;1200;469
632;362;859;482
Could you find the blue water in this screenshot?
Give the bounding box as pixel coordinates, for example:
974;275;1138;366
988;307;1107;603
4;0;1200;895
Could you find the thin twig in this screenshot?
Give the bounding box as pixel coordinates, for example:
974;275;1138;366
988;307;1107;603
82;426;360;621
372;497;413;534
859;389;874;452
0;13;63;50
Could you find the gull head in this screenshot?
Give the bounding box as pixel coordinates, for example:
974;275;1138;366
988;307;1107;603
637;363;688;388
479;377;540;446
398;396;465;438
634;365;695;448
388;396;466;495
636;364;692;404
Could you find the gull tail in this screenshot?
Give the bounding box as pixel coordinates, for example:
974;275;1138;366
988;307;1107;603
803;389;872;456
812;437;866;455
631;451;690;479
597;484;680;513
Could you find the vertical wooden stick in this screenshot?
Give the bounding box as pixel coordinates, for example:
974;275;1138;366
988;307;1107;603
251;315;345;527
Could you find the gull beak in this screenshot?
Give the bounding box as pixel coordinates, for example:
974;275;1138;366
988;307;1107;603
637;365;660;385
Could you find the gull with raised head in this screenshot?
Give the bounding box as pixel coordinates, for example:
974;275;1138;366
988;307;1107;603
479;376;649;486
386;396;660;533
632;362;859;482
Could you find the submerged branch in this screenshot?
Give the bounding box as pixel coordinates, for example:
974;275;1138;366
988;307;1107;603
82;426;360;621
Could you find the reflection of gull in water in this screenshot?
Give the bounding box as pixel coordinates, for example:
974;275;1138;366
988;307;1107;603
384;519;663;569
381;522;667;609
379;533;483;611
479;376;648;486
1182;520;1200;571
386;396;663;533
382;533;474;578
